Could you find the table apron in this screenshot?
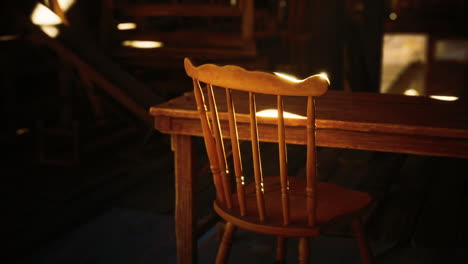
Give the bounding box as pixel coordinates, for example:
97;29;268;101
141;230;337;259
155;116;468;158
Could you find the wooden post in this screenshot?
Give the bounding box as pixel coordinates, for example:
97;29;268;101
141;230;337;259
172;134;197;264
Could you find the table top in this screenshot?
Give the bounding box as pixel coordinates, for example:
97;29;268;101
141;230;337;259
150;90;468;158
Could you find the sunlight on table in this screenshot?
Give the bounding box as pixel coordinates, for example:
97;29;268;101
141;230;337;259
256;109;306;119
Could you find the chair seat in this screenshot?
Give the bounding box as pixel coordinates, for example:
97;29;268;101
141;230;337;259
226;177;371;226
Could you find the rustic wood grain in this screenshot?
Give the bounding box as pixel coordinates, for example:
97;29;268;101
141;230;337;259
151;90;468;158
172;134;197;264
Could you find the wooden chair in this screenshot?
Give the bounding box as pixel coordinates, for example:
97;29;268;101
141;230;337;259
184;57;373;264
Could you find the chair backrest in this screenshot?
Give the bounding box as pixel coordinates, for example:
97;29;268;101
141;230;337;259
184;58;329;227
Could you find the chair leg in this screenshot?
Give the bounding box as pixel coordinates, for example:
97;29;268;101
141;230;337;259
352;218;374;264
215;221;236;264
216;221;226;242
276;236;287;263
298;237;309;264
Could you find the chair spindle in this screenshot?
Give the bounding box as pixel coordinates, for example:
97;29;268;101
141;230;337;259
306;96;317;226
206;84;233;209
225;88;247;216
249;92;266;221
192;79;226;204
277;95;290;226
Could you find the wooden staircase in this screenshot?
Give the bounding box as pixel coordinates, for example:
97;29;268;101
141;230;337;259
101;0;267;70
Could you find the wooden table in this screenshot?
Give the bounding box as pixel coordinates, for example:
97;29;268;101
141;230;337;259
149;90;468;264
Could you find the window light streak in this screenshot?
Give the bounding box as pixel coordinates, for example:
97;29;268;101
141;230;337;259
274;72;301;83
274;71;330;85
317;72;330;84
429;95;459;101
122;40;164;49
31;1;75;38
41;26;60;38
117;22;137;30
256;109;307;119
404;88;419;96
31;3;62;26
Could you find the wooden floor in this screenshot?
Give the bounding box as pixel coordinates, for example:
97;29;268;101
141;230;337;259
15;208;468;264
6;129;468;263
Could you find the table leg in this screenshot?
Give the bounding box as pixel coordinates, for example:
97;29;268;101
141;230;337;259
172;134;197;264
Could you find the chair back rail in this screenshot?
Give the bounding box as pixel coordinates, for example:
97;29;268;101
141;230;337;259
184;58;328;96
186;57;329;227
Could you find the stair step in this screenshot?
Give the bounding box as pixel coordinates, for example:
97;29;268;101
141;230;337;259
118;4;243;18
117;31;246;49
